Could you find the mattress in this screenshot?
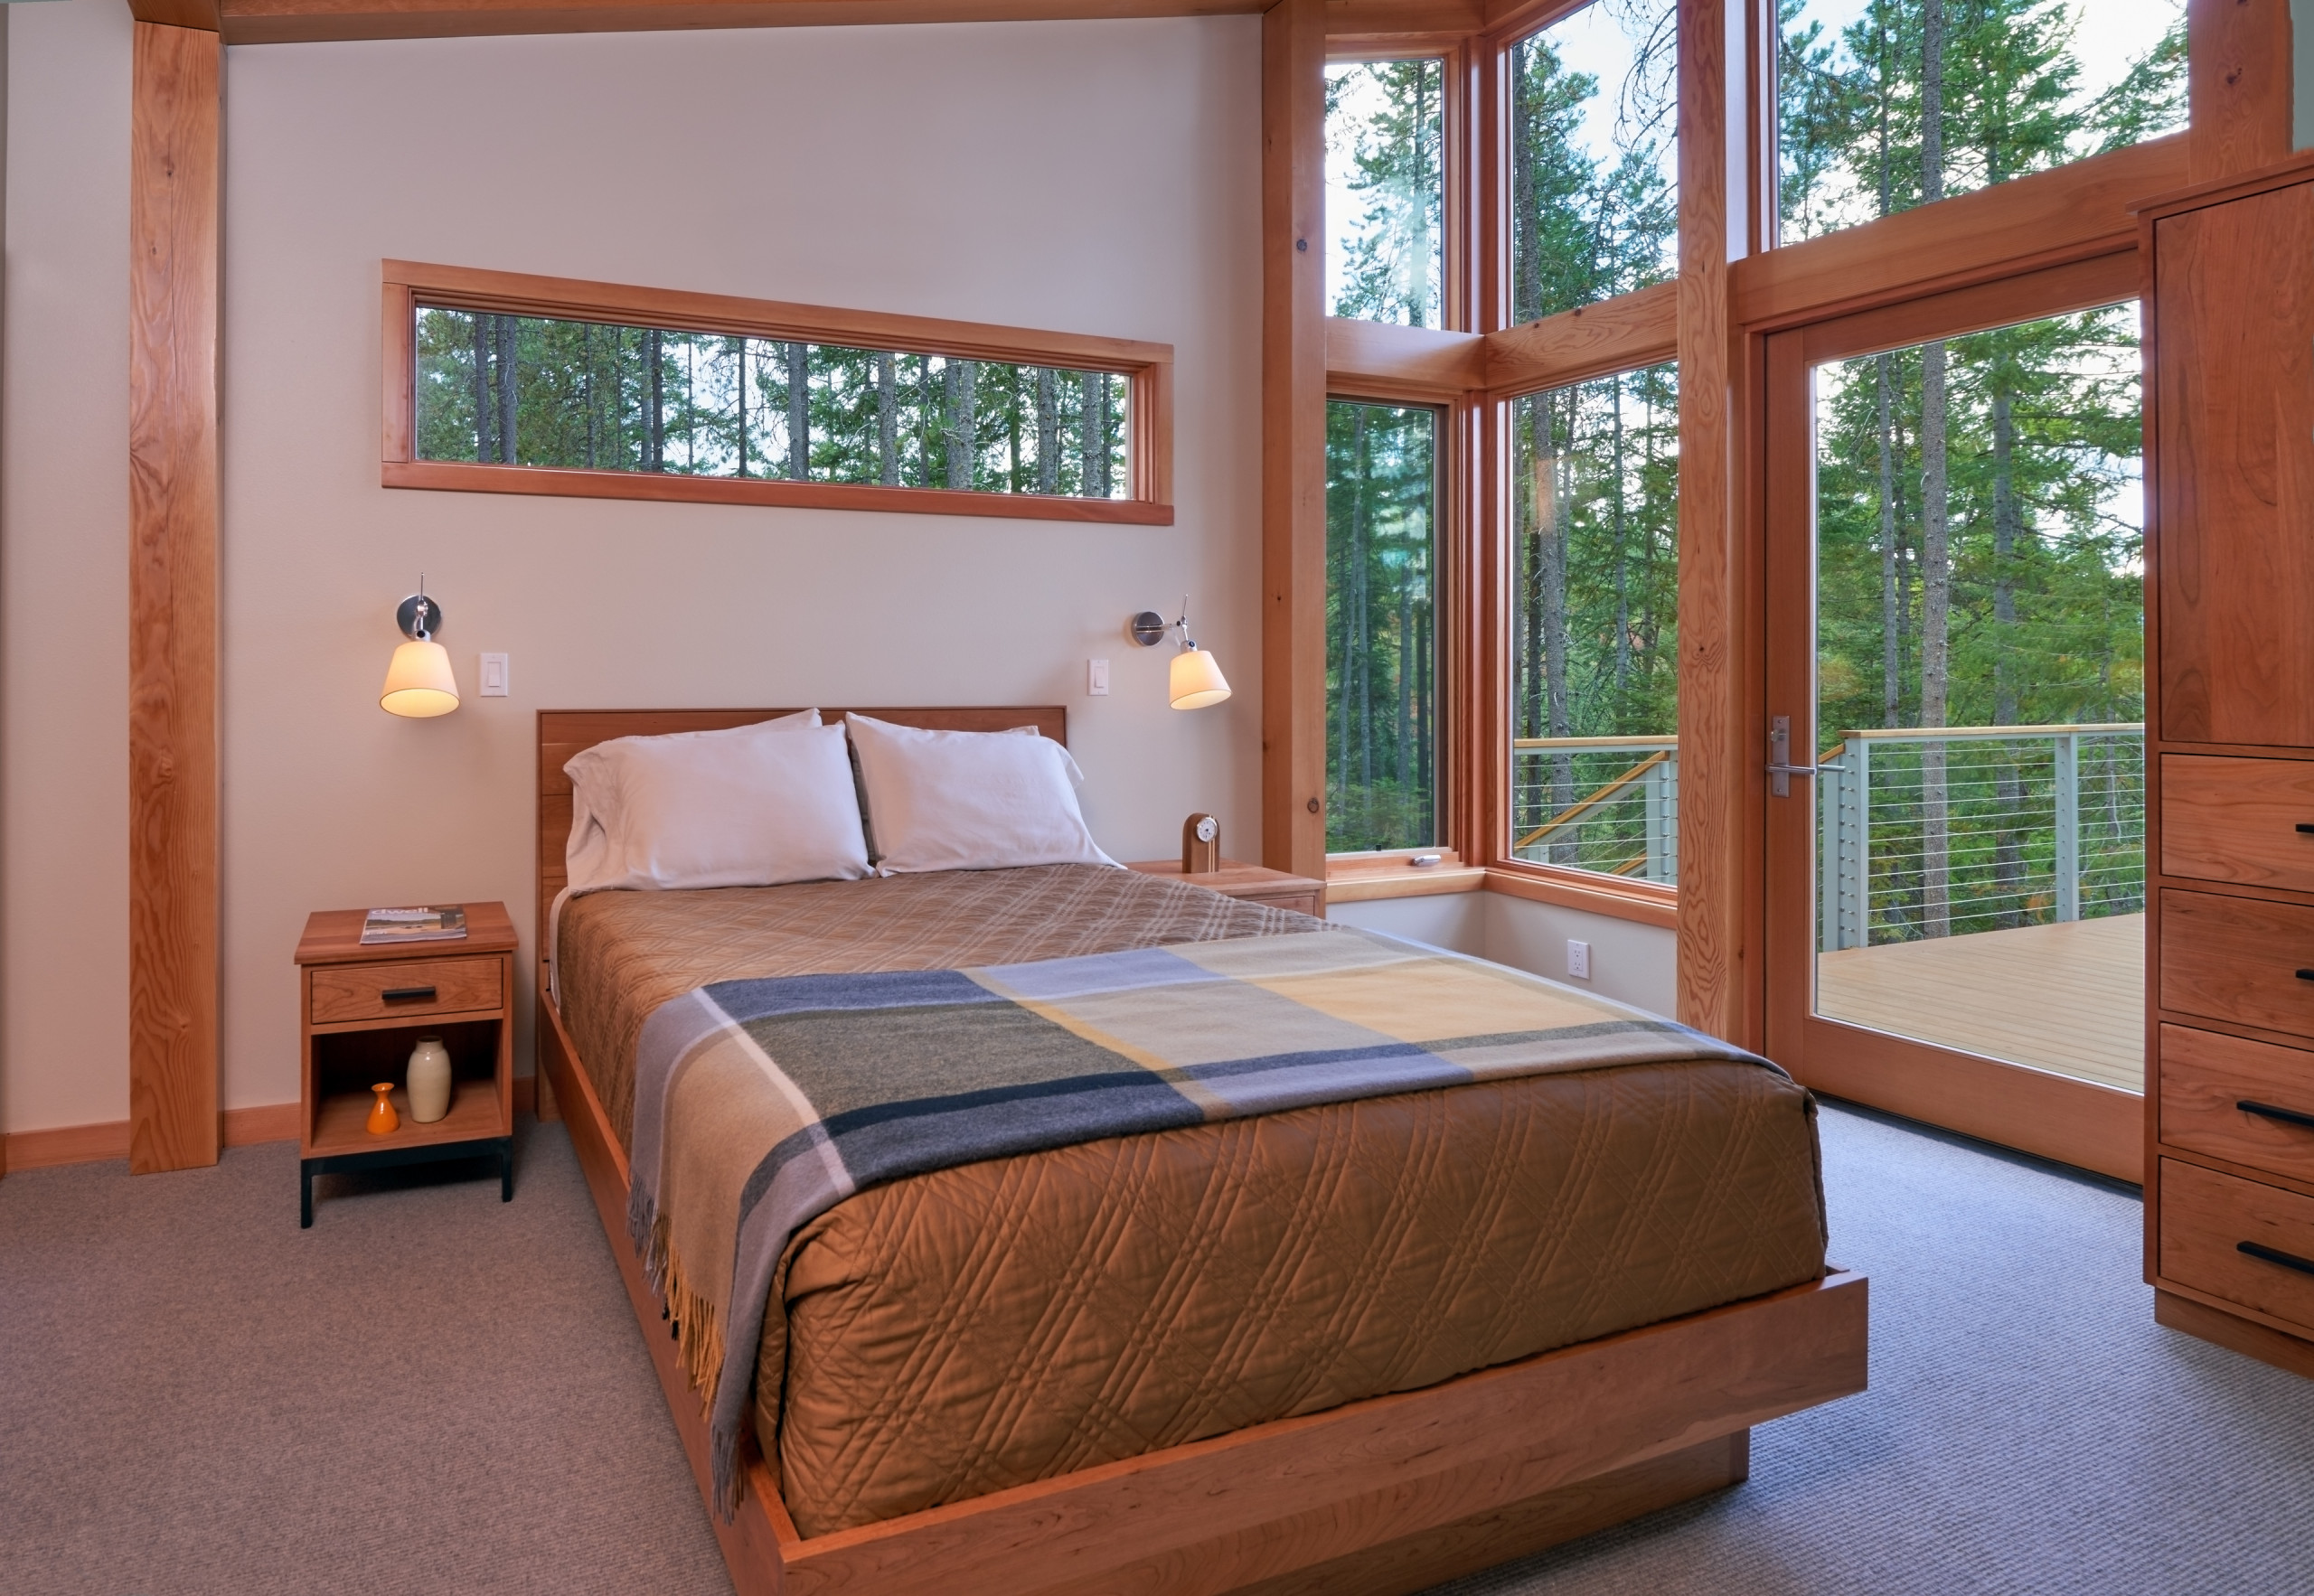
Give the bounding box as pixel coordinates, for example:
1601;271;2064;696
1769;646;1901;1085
555;865;1828;1537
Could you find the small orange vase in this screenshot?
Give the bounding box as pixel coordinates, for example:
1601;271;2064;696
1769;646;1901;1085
366;1082;400;1135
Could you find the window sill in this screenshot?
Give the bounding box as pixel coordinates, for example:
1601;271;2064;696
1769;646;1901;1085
1482;866;1677;930
1326;850;1484;903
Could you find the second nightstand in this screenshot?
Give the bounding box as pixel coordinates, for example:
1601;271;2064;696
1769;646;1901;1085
294;902;519;1226
1125;858;1327;918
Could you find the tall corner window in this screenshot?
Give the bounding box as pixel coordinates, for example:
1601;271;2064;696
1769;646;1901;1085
1778;0;2187;246
1509;361;1679;882
1509;0;1678;328
1326;398;1441;852
1325;59;1446;328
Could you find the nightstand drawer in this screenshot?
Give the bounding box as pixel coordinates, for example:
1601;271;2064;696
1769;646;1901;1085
2159;1025;2314;1183
2161;755;2314;893
2160;1159;2314;1336
309;956;502;1025
2159;890;2314;1037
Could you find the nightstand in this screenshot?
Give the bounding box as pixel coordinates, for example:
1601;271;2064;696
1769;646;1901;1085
1125;859;1328;918
294;902;519;1226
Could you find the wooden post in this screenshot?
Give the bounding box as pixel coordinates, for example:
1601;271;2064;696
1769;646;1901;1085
1674;0;1753;1045
1261;0;1328;880
2188;0;2295;184
127;21;221;1174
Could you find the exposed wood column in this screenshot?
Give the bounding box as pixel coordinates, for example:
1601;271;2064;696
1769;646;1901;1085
1260;0;1328;879
2187;0;2294;183
1674;0;1752;1045
127;21;222;1174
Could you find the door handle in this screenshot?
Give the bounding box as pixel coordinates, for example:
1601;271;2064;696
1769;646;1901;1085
1766;717;1847;796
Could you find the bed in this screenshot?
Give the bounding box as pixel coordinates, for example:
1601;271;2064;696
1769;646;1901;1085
533;706;1867;1596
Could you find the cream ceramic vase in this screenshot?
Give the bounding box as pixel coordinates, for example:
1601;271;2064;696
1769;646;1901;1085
406;1036;453;1124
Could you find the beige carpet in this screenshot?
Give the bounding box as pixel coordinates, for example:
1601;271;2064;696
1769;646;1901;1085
5;1109;2313;1594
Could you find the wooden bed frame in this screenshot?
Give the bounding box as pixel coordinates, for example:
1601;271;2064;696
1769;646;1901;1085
532;707;1870;1596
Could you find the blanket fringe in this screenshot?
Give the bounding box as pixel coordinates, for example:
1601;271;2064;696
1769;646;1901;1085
627;1187;726;1418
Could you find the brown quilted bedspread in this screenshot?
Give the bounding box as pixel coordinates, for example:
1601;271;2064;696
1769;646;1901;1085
555;868;1827;1538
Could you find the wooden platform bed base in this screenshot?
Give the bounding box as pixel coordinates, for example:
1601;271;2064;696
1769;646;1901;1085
537;990;1867;1596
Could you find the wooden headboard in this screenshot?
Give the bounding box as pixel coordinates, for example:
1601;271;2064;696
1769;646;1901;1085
535;706;1068;980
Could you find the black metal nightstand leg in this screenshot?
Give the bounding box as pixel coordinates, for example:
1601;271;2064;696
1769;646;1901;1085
300;1160;315;1228
499;1138;513;1201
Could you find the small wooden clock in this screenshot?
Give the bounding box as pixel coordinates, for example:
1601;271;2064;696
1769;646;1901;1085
1182;812;1220;874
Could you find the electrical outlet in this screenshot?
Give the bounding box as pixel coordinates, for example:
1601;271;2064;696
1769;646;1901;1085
479;652;510;697
1088;659;1110;696
1566;939;1592;981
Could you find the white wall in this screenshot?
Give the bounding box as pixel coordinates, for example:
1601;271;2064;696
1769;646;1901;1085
2;1;132;1135
1329;889;1678;1016
1;8;1263;1132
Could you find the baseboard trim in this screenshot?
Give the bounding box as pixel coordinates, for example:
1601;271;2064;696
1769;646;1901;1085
3;1075;538;1173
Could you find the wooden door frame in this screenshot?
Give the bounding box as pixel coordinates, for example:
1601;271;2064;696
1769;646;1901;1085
1755;253;2148;1183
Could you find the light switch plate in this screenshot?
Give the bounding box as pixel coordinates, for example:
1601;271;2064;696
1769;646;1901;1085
1566;939;1591;981
1088;659;1110;696
479;652;510;697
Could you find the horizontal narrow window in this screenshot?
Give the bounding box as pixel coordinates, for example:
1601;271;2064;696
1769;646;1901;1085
1510;360;1679;884
417;308;1129;498
381;262;1172;525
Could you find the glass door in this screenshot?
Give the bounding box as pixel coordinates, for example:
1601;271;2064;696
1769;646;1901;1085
1762;265;2148;1181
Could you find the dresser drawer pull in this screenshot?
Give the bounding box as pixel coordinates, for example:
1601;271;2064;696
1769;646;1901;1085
2298;823;2314;834
2298;970;2314;982
2240;1099;2314;1131
2237;1240;2314;1279
381;985;437;1002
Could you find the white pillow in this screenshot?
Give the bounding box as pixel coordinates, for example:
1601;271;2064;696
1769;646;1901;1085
845;713;1116;876
563;711;869;894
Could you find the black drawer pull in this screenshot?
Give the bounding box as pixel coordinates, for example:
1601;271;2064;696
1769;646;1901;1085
2299;823;2314;834
2241;1099;2314;1131
2238;1240;2314;1279
381;985;437;1002
2297;970;2314;983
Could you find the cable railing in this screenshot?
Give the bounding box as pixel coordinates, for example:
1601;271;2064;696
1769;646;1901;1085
1817;724;2143;951
1509;724;2145;940
1510;736;1679;882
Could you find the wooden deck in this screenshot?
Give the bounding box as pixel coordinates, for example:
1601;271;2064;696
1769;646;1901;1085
1815;914;2144;1093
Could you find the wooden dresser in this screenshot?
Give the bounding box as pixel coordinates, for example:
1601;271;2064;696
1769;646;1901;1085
2142;154;2314;1376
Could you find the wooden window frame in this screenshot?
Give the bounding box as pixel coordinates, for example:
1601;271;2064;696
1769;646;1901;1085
381;259;1174;526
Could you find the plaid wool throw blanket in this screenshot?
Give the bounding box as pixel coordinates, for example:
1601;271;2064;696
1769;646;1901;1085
622;925;1774;1514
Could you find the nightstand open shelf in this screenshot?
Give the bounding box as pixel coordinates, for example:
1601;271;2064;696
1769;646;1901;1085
295;902;519;1226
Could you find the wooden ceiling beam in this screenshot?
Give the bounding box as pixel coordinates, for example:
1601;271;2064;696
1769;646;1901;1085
212;0;1265;45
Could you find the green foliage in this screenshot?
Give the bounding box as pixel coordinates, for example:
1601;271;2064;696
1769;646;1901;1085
1779;0;2185;242
1510;2;1677;324
1326;400;1438;852
413;308;1127;497
1326;61;1445;327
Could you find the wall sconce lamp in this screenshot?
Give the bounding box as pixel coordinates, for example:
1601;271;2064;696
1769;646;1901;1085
1128;598;1232;710
380;581;460;718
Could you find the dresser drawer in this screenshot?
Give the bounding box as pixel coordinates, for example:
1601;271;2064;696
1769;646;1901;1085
2159;890;2314;1037
2162;755;2314;892
309;955;503;1025
2159;1025;2314;1183
2159;1159;2314;1335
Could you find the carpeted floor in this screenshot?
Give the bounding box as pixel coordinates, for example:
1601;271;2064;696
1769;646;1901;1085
3;1104;2310;1594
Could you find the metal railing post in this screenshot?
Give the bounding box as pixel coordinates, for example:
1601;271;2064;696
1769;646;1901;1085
1644;752;1676;882
2055;731;2081;922
1839;739;1867;949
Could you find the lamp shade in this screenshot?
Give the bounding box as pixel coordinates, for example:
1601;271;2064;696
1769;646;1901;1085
1169;645;1231;710
381;638;461;718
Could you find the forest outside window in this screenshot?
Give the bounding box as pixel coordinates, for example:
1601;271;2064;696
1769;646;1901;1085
1510;360;1679;883
1778;0;2186;246
382;263;1171;524
1326;399;1441;854
1510;0;1677;327
1325;58;1446;327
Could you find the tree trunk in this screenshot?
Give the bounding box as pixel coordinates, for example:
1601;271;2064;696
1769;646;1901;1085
646;328;665;472
1917;0;1952;938
945;360;978;490
733;336;749;478
785;342;809;481
878;352;900;486
472;314;494;462
1081;373;1109;497
495;315;518;463
1990;368;2025;925
1877;354;1901;728
1353;408;1374;804
1542;397;1574;865
1035;368;1058;493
